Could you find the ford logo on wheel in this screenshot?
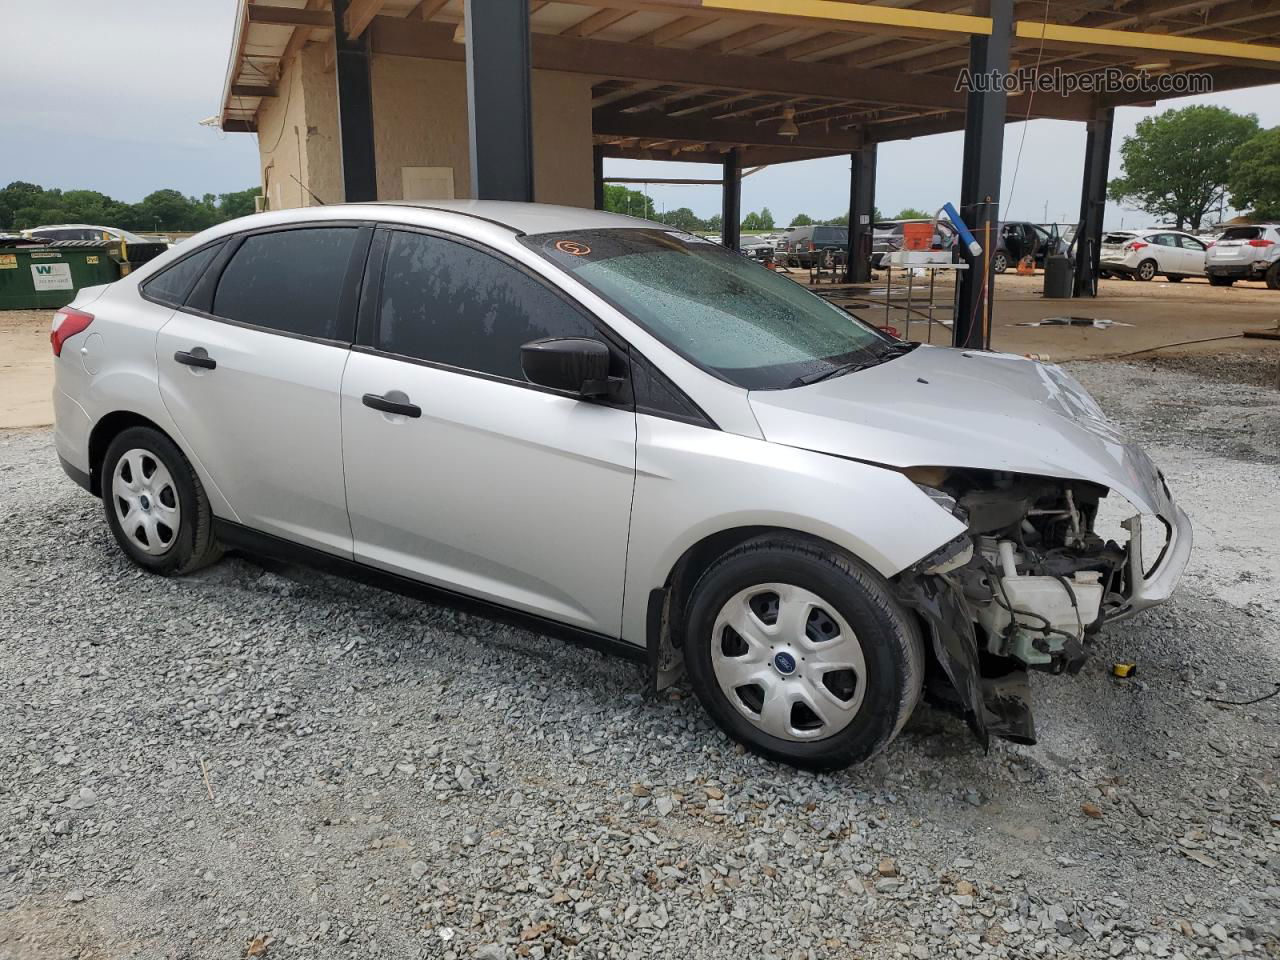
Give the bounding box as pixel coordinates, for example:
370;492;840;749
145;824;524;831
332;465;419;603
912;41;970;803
773;651;797;676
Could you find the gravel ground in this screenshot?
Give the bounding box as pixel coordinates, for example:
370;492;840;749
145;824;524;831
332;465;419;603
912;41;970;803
2;361;1278;960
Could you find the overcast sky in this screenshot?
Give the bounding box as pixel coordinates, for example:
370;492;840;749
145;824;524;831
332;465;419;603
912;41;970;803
3;1;1277;230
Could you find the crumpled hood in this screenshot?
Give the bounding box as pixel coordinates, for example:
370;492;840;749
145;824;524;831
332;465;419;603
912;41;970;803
748;345;1171;515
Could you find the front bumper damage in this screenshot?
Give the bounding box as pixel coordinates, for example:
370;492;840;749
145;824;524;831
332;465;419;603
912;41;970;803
896;477;1192;750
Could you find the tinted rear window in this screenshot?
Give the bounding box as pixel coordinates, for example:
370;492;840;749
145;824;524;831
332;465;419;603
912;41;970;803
212;227;358;340
813;227;848;245
143;242;224;307
1220;227;1263;241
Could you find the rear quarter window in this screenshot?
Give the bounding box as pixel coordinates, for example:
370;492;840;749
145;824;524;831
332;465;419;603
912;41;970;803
142;242;225;308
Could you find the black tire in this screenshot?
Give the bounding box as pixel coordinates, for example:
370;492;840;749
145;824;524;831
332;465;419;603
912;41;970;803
683;535;924;770
101;426;222;576
1266;262;1280;291
991;252;1009;274
1166;274;1183;283
1209;275;1235;287
1135;259;1157;282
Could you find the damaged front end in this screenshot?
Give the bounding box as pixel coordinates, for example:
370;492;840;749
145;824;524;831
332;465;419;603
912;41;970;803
895;465;1191;748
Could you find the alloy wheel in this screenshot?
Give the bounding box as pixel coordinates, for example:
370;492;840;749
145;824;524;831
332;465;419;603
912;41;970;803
710;583;867;742
112;448;181;555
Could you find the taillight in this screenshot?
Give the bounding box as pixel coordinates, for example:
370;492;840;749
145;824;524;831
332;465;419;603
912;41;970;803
1247;238;1273;247
1205;241;1215;249
51;306;94;356
808;241;815;251
1126;241;1148;252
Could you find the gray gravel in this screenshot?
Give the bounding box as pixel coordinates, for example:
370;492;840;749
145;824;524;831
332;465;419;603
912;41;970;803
2;360;1278;960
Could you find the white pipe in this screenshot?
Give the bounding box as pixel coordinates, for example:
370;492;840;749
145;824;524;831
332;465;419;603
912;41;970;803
998;540;1019;579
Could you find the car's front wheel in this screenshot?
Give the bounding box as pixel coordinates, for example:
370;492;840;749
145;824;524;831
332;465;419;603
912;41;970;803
102;426;221;575
683;536;924;770
1209;274;1235;287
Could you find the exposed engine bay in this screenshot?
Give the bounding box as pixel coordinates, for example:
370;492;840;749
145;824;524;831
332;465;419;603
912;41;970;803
896;466;1159;748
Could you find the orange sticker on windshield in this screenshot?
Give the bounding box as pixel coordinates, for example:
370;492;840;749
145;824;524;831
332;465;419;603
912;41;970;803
555;239;591;256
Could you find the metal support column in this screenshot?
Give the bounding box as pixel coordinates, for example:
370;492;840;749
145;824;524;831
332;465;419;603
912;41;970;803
845;145;876;283
954;0;1013;349
331;0;378;202
464;0;534;201
592;145;605;211
721;148;741;252
1074;107;1115;297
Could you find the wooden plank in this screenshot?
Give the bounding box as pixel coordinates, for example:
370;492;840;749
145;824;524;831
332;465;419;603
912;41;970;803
365;18;1097;118
1015;19;1280;65
410;0;450;19
246;4;332;27
231;82;278;98
706;23;791;54
594;109;862;149
345;0;389;39
632;14;708;44
562;9;634;38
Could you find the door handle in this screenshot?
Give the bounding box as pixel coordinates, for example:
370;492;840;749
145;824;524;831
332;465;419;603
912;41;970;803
174;349;216;370
362;393;421;419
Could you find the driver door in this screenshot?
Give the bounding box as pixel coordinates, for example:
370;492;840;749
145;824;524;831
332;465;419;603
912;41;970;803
339;228;637;635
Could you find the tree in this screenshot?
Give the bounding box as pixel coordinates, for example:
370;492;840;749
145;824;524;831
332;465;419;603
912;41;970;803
705;213;722;233
655;206;706;232
1229;127;1280;222
602;184;656;220
218;187;262;220
757;206;775;229
895;207;931;220
1108;105;1260;231
790;213;814;227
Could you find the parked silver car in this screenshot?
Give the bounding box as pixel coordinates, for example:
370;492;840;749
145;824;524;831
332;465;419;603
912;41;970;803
1205;224;1280;288
52;201;1191;769
1099;229;1208;282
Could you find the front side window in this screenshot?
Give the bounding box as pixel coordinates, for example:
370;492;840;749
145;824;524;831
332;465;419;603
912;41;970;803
212;227;358;340
523;229;894;391
376;230;599;381
143;241;224;307
1178;235;1206;250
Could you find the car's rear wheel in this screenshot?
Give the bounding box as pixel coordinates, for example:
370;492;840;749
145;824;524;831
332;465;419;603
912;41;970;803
1166;274;1183;283
1136;259;1157;281
683;536;924;770
1209;275;1235;287
102;427;221;575
991;252;1009;274
1266;262;1280;291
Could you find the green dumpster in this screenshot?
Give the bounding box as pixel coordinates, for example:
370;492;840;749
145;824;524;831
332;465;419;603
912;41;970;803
0;242;120;310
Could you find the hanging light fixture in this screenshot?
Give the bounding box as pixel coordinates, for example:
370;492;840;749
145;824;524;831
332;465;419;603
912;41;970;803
778;105;799;138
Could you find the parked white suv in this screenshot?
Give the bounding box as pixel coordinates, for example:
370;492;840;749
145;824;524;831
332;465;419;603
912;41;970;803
1099;229;1208;282
52;201;1192;769
1204;224;1280;288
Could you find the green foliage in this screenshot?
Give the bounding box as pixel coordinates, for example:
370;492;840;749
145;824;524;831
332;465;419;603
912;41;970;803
1107;105;1260;230
602;184;656;220
0;181;263;233
894;207;931;220
653;206;704;232
790;213;814;227
1228;127;1280;222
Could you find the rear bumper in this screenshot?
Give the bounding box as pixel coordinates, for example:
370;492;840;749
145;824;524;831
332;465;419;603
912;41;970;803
59;454;94;494
1206;262;1264;278
1099;258;1137;275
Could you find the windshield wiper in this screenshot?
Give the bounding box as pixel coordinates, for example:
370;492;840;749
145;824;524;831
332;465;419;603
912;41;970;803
788;341;920;388
789;358;880;388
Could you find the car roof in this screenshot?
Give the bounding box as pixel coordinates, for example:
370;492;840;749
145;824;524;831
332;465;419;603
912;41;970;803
372;200;653;235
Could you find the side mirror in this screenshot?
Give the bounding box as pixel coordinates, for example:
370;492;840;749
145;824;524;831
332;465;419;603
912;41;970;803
521;337;616;397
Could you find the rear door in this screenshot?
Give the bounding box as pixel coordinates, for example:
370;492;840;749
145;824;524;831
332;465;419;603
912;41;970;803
155;223;370;556
340;227;637;634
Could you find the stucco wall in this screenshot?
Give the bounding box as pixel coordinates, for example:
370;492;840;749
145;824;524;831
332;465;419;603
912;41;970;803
255;47;593;209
